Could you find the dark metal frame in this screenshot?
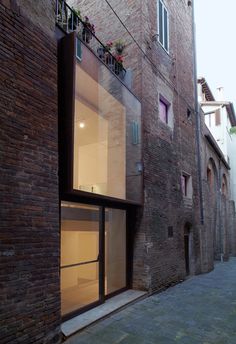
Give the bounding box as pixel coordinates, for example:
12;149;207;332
58;32;141;208
61;204;133;321
58;30;141;322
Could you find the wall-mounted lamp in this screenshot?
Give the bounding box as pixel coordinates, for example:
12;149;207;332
136;161;143;173
79;121;85;128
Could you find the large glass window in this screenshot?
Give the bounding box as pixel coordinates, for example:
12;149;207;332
73;65;126;199
61;202;127;316
72;52;142;202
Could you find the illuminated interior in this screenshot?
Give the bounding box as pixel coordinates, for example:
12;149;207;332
105;208;126;295
73;64;126;199
61;202;126;316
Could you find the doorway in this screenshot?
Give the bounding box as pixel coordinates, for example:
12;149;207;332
60;202;127;318
184;234;190;275
184;223;191;276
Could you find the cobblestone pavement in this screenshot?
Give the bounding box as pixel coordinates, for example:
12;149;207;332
65;258;236;344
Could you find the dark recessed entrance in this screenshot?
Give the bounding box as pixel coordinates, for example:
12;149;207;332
184;234;190;275
184;223;191;276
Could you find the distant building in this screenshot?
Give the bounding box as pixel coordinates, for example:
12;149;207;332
198;78;236;264
198;78;236;204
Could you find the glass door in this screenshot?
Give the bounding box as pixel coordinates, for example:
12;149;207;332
105;208;127;296
60;202;127;317
61;202;102;316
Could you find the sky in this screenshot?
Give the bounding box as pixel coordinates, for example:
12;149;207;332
194;0;236;106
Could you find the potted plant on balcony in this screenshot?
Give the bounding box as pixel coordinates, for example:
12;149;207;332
68;7;81;31
114;55;124;76
114;40;126;54
82;16;95;44
97;41;113;60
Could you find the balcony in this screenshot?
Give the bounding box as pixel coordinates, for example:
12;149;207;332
55;0;126;81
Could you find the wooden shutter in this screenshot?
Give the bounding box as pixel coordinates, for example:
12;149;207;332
215;109;221;126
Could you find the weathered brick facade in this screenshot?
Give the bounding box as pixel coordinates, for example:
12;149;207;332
200;116;236;272
0;1;60;343
1;0;235;342
72;0;203;291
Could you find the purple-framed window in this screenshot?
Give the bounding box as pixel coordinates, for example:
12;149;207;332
159;99;168;124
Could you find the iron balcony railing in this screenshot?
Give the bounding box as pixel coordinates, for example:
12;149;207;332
55;0;126;78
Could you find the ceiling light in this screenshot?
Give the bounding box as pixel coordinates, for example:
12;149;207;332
79;121;85;128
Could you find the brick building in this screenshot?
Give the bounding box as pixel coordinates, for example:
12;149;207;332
198;79;236;270
69;0;203;290
0;0;235;343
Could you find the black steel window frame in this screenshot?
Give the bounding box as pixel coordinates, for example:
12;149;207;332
58;31;142;207
60;202;135;322
58;31;140;321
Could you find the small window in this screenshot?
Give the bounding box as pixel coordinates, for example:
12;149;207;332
131;121;140;145
181;173;192;198
168;226;173;238
158;0;169;52
159;98;168;124
187;108;191;119
181;175;188;197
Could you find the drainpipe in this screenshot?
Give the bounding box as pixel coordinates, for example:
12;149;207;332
192;0;204;224
218;159;223;262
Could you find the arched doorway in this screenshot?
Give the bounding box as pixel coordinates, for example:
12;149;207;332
222;174;228;196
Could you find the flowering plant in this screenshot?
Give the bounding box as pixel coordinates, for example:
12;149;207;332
115;40;126;54
115;54;124;66
84;16;95;35
104;41;113;51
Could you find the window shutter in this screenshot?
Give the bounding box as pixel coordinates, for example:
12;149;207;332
215;109;221;126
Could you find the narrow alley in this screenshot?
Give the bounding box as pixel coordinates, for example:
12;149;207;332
66;258;236;344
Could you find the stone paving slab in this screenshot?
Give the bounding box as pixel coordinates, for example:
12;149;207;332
65;258;236;344
62;290;147;336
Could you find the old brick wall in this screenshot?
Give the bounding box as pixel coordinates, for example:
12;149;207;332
0;1;60;343
136;0;202;292
68;0;143;97
200;120;232;270
73;0;202;291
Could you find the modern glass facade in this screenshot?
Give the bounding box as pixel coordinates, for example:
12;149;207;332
60;202;127;316
73;64;126;199
72;40;142;202
60;33;142;318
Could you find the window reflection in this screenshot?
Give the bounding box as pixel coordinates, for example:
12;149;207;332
73;64;126;199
